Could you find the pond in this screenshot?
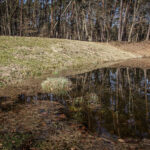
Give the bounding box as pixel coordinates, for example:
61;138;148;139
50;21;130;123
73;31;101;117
0;67;150;149
68;67;150;139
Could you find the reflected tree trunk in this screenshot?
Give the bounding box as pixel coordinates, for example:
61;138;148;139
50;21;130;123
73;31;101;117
144;69;149;121
127;68;132;113
116;68;120;137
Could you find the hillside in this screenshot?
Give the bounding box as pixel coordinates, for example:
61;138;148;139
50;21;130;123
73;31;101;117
0;36;141;88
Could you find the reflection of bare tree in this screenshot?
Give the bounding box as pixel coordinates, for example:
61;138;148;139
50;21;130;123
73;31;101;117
119;69;124;100
116;68;120;137
81;72;88;94
69;67;150;138
144;69;149;121
127;68;134;114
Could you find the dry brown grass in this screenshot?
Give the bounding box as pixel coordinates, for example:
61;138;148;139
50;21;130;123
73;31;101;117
41;77;72;95
0;36;141;88
111;41;150;57
112;58;150;69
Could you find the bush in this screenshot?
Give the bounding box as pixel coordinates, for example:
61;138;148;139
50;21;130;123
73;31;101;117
41;77;72;95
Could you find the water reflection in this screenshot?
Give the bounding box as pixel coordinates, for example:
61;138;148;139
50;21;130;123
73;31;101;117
0;67;150;139
69;68;150;139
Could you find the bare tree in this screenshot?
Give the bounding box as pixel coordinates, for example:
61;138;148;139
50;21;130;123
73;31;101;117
0;0;149;42
118;0;123;41
20;0;23;36
146;23;150;41
121;0;131;41
128;0;140;42
50;0;54;37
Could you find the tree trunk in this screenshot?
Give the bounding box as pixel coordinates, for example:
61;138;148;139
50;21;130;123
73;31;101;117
146;24;150;41
75;2;80;40
102;0;106;41
121;0;130;41
83;12;88;40
88;1;93;41
20;0;23;36
50;0;53;37
128;0;139;42
6;0;11;35
71;1;75;39
118;0;123;41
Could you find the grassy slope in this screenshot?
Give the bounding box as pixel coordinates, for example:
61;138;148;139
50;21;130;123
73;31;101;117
0;36;140;87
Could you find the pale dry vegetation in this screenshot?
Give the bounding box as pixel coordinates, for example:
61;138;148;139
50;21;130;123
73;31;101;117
111;41;150;57
41;77;72;95
0;36;141;87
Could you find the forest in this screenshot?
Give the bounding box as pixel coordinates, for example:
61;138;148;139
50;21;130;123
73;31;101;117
0;0;150;42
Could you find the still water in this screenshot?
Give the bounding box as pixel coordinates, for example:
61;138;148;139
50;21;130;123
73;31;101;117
68;67;150;139
0;67;150;140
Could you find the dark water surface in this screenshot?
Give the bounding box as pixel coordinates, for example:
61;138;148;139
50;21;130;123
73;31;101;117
68;67;150;139
0;67;150;140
